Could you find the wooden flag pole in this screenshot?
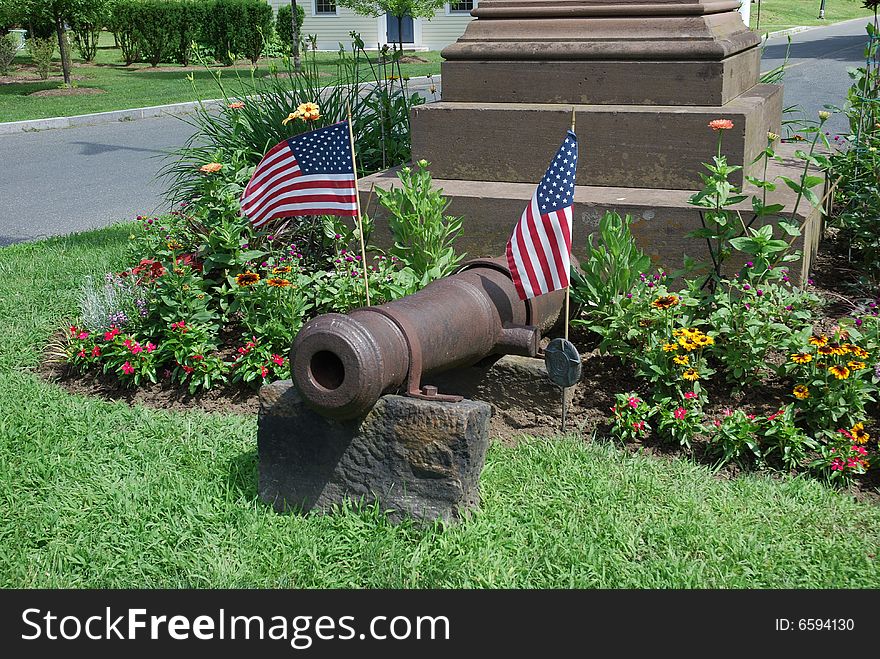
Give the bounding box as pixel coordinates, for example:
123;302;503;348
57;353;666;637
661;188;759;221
565;106;576;342
347;103;371;307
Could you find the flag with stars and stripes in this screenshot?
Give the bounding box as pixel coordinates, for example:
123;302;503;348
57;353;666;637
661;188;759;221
506;130;578;300
240;121;358;227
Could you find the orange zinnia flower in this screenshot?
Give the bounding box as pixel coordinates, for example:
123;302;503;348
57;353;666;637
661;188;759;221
708;119;734;131
297;102;320;121
199;162;223;174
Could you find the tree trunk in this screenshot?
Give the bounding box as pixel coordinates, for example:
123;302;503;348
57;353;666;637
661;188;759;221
54;11;71;86
397;15;403;54
290;0;301;72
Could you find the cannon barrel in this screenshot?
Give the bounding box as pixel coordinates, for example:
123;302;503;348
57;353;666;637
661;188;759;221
291;256;571;419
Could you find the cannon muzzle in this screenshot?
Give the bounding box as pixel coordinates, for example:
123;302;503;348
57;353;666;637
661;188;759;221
291;257;571;419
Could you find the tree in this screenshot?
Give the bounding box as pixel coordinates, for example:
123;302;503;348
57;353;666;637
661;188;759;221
337;0;445;53
23;0;88;85
276;1;305;70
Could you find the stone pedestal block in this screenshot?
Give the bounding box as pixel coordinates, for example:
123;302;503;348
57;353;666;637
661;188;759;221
431;354;578;432
411;85;782;190
258;381;491;524
360;143;825;284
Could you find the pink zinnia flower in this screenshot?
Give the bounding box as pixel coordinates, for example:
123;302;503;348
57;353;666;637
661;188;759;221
708;119;734;131
674;407;687;420
122;361;135;375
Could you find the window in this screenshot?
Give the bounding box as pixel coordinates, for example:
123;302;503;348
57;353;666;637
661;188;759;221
447;0;474;14
314;0;338;15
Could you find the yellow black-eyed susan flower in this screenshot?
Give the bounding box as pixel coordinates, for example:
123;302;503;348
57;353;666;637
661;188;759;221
682;368;700;381
793;384;810;399
850;422;870;444
236;271;260;286
828;364;850;380
673;354;689;366
651;295;679;310
272;265;292;274
267;278;290;288
848;360;867;370
809;335;829;347
790;352;812;364
850;345;869;359
817;345;834;356
662;343;678;352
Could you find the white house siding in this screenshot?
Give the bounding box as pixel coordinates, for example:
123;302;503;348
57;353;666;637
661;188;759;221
267;1;475;51
420;10;475;51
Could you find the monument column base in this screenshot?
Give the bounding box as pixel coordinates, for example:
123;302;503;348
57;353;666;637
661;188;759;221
360;143;824;284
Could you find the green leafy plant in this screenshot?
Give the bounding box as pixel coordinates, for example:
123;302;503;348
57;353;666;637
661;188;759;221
570;211;651;328
0;32;17;75
375;160;464;284
653;392;705;449
609;392;651;443
707;408;762;466
759;405;817;472
26;36;54;79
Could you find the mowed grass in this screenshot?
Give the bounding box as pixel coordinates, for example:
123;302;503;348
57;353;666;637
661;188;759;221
750;0;875;34
0;31;441;123
1;226;880;588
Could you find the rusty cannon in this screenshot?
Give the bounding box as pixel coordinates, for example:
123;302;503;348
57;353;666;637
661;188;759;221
291;257;571;420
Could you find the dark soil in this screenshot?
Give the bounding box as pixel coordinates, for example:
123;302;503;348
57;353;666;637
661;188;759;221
29;87;105;97
397;55;429;64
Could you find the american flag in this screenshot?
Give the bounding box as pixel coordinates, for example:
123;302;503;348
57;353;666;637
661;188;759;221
240;121;358;227
506;130;578;300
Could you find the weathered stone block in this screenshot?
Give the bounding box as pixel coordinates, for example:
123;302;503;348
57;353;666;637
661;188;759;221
258;381;491;524
430;354;576;433
410;85;783;191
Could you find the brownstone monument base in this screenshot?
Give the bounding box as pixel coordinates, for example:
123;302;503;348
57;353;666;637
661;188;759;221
360;142;824;283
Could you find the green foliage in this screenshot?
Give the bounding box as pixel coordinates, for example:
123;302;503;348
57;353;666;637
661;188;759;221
570;211;651;327
337;0;446;49
69;0;110;62
237;0;274;64
171;0;206;66
829;22;880;275
108;0;140;64
26;36;54;79
135;0;181;66
0;32;16;75
375;160;464;285
609;393;651;443
652;393;705;449
707;408;762;466
200;0;273;66
275;3;304;54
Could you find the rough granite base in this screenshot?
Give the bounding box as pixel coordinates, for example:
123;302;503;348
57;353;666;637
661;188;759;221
258;382;491;524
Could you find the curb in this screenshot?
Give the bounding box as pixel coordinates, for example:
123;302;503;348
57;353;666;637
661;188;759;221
765;25;816;39
0;76;439;135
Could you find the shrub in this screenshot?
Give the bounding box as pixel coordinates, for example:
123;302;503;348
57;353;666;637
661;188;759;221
109;0;141;64
172;0;206;66
609;393;651;443
135;0;180;67
275;2;305;55
26;36;54;79
239;0;274;64
0;32;16;75
70;0;112;62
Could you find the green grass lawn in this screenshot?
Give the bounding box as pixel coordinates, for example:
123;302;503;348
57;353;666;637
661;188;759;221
0;31;441;123
1;225;880;588
750;0;876;34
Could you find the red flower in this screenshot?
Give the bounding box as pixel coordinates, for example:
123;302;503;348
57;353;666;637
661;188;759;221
708;119;734;131
91;346;101;357
121;361;135;375
69;325;78;336
674;407;687;420
78;350;86;358
271;354;284;366
261;365;268;378
170;321;187;332
830;458;844;471
853;445;868;456
181;365;194;375
77;331;89;340
104;327;120;341
632;421;645;431
684;391;697;400
145;342;156;353
130;342;143;355
193;354;204;361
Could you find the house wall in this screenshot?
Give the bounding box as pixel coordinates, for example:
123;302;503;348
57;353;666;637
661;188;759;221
267;1;476;51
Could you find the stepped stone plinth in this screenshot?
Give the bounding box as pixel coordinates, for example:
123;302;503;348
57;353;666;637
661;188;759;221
362;0;822;277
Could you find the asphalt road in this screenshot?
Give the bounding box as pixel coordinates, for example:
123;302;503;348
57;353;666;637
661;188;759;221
0;18;874;246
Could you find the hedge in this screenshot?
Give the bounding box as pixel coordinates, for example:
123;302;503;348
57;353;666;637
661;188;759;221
276;3;305;54
106;0;276;67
